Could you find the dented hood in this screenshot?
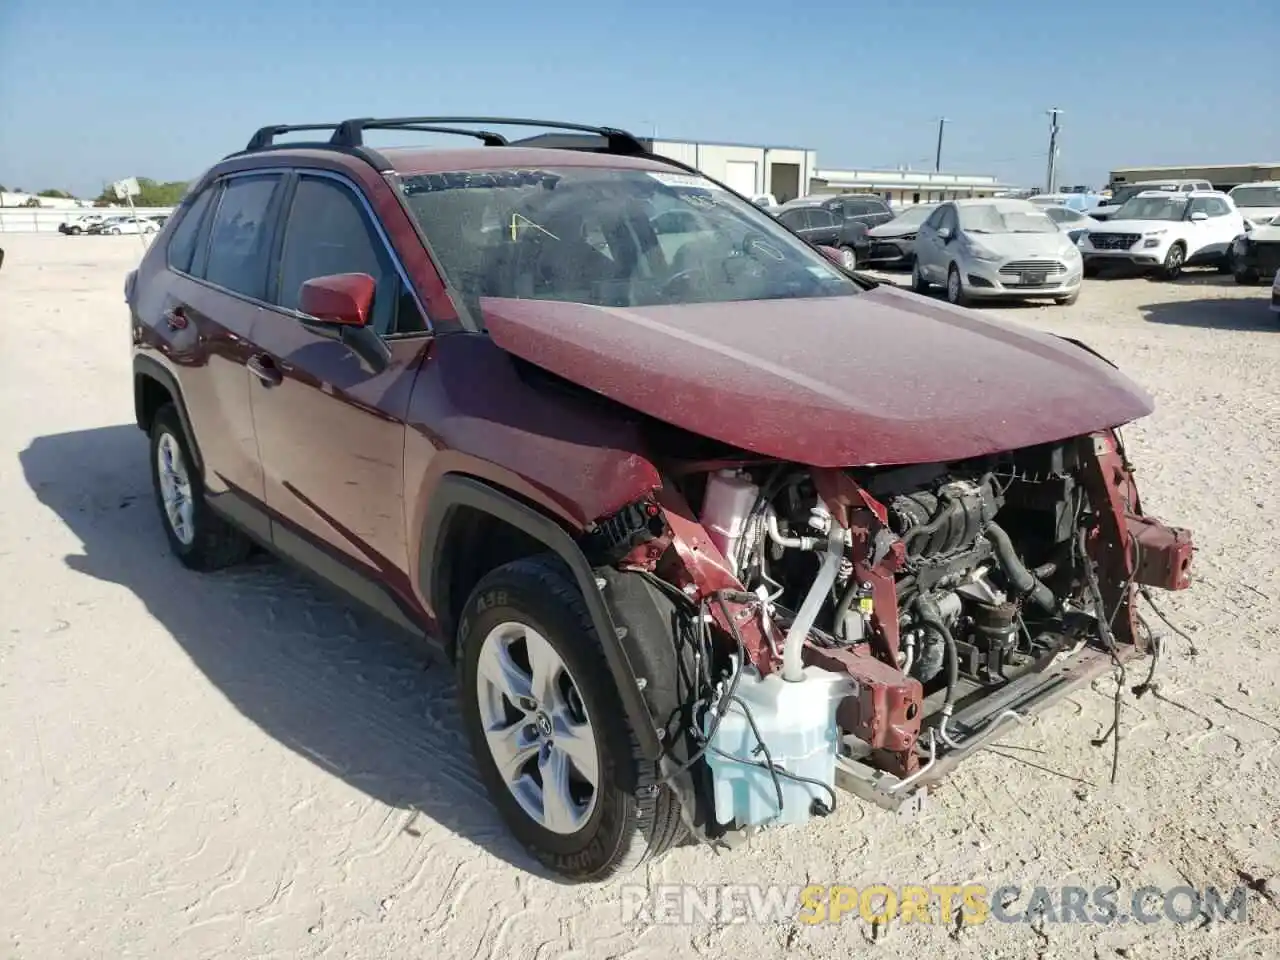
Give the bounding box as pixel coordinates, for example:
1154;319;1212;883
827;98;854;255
481;287;1154;467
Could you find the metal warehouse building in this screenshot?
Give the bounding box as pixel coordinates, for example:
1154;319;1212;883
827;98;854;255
512;133;1004;206
1110;162;1280;191
512;133;816;203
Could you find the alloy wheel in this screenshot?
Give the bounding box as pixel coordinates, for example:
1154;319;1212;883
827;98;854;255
156;431;195;545
947;267;962;303
840;248;857;270
475;621;600;835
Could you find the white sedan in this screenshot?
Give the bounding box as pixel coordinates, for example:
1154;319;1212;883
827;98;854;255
101;217;158;235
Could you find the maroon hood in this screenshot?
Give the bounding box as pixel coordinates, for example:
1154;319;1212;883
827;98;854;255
481;287;1154;467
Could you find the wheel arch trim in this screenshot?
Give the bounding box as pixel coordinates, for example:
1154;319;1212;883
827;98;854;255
133;354;204;476
419;473;662;760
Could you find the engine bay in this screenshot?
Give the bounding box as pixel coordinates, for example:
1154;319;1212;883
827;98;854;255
590;428;1194;830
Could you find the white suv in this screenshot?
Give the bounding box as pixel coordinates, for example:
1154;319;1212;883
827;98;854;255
1227;182;1280;228
1078;191;1245;280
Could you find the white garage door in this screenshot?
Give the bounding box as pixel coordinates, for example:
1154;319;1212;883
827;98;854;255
723;160;758;197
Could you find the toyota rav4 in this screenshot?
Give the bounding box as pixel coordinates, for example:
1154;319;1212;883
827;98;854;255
127;116;1194;882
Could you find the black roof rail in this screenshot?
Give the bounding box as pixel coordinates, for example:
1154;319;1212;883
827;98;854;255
326;116;650;156
329;119;510;147
245;123;346;151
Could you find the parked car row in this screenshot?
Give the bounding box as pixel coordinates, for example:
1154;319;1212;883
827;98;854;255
58;213;169;235
769;194;895;268
798;185;1268;304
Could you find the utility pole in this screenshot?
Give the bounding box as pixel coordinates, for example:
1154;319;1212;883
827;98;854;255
935;117;948;172
1045;108;1062;194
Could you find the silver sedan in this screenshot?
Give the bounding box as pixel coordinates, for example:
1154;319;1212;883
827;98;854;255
911;199;1085;306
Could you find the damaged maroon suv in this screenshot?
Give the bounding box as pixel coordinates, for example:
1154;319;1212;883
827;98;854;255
127;117;1194;881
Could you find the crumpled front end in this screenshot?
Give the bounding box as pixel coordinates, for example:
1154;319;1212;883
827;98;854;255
587;428;1192;830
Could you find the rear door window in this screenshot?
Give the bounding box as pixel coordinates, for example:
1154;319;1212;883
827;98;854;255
203;175;284;299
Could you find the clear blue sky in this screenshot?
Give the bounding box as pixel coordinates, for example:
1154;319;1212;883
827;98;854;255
2;0;1277;197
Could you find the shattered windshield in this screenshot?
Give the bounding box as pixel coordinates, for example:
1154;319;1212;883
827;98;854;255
398;167;859;319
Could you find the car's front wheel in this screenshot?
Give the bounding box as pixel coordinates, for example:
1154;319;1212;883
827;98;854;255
911;261;932;293
149;404;253;570
109;227;121;235
838;245;858;270
945;263;970;306
1159;243;1186;280
457;556;684;881
1234;265;1260;285
69;226;82;235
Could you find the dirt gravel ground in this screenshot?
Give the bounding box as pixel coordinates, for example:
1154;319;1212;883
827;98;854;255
2;233;1278;960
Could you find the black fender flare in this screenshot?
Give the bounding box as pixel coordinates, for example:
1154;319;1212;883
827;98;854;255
419;474;664;761
132;354;204;475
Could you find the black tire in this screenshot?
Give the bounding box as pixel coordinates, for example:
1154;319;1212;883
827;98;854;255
945;263;969;306
1159;243;1186;280
1054;290;1080;305
911;261;931;293
149;404;253;571
69;226;82;236
1217;249;1234;274
1083;261;1101;278
1234;266;1260;285
457;556;684;881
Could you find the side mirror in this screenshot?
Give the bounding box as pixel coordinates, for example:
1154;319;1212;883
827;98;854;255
1189;211;1209;222
938;226;953;241
298;273;376;326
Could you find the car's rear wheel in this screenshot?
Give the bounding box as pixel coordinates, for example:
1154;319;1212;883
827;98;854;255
1159;243;1185;280
1234;265;1260;285
945;264;969;306
69;226;82;236
109;227;121;235
457;556;684;881
149;404;253;571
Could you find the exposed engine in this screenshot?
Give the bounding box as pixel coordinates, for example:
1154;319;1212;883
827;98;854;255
588;431;1191;832
693;441;1096;714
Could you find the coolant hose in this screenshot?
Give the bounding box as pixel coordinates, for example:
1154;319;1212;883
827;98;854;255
782;528;845;682
985;521;1055;612
834;578;858;643
914;595;958;711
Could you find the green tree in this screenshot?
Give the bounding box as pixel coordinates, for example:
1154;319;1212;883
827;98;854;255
94;177;189;207
37;188;73;198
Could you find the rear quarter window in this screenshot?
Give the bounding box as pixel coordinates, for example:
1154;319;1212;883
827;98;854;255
165;188;216;274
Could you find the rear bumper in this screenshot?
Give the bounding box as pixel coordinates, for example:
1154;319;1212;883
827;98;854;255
834;642;1140;815
864;239;915;266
